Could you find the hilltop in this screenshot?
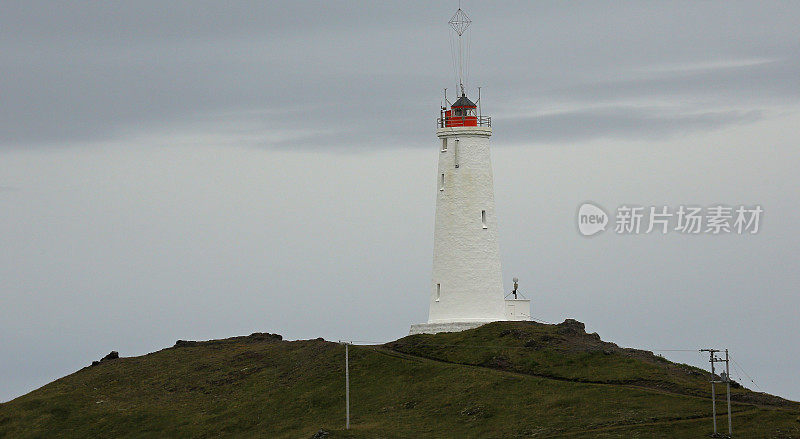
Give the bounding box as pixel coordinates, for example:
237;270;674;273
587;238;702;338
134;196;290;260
1;320;798;438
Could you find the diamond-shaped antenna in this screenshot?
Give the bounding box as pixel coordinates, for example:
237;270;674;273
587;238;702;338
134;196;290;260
449;8;471;36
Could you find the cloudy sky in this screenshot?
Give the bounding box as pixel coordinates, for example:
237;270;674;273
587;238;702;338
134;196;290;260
2;1;799;402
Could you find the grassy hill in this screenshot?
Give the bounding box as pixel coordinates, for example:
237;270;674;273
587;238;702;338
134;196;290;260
1;320;798;438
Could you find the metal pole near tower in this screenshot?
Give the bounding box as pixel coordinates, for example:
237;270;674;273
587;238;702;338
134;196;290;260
477;86;481;117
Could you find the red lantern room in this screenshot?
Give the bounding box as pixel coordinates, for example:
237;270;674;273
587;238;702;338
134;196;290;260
439;93;491;128
443;94;477;127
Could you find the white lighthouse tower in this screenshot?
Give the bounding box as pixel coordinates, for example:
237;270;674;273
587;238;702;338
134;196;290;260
410;6;530;335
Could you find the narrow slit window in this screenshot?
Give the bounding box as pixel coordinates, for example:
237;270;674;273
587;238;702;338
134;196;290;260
481;210;488;229
436;283;441;301
441;138;447;152
454;139;460;168
440;173;445;191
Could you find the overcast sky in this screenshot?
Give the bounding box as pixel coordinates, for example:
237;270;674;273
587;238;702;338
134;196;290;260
2;1;799;403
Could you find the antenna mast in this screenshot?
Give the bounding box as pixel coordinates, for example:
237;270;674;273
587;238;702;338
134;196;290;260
449;3;472;96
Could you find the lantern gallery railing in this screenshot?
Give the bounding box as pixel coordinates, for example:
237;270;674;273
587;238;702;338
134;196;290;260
437;115;491;128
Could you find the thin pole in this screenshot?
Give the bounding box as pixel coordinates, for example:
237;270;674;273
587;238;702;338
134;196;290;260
711;358;717;435
726;349;732;436
477;86;481;118
702;348;733;436
345;343;350;430
711;381;716;435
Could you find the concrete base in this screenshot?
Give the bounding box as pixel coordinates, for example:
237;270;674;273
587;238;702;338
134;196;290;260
408;321;489;335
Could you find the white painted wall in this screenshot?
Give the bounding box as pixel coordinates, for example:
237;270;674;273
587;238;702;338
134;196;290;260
427;126;508;323
505;299;531;321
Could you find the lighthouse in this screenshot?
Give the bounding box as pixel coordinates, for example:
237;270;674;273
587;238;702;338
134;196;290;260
410;6;530;335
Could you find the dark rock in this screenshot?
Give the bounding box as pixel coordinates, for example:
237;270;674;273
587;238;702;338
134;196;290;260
524;339;538;349
311;428;329;438
91;360;100;366
556;319;586;335
315;337;325;342
247;333;283;342
403;401;417;409
174;340;198;347
498;329;511;337
102;351;119;361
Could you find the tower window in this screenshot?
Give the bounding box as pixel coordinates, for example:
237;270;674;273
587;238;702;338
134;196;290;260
481;210;488;229
441;138;447;152
454;139;459;168
440;173;445;191
436;283;441;301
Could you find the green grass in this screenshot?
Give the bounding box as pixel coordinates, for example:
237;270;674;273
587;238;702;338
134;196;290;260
0;322;797;438
387;320;794;407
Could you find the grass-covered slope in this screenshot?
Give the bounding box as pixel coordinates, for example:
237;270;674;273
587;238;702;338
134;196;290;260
388;320;795;408
0;321;797;438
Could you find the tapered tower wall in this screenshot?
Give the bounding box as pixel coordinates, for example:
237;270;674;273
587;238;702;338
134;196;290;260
427;126;506;323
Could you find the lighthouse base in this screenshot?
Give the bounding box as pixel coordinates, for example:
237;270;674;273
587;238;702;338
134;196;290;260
408;321;488;335
410;300;532;334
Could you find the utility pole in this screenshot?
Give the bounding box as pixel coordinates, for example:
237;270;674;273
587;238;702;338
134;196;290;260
700;348;732;437
725;349;732;436
345;342;350;430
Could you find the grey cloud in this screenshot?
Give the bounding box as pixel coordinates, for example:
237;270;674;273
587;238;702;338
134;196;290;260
539;58;800;105
2;2;799;148
499;107;762;144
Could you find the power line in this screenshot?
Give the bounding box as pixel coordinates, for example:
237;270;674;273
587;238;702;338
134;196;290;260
731;357;762;391
730;359;745;384
649;349;699;352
